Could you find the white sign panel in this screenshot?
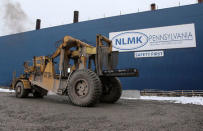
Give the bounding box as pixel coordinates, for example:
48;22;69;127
134;51;164;58
109;23;196;52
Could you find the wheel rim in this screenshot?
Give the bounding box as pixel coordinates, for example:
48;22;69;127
17;86;21;93
16;85;22;95
75;79;89;97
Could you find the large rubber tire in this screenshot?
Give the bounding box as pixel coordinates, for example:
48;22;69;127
100;77;122;103
67;69;102;107
15;81;29;98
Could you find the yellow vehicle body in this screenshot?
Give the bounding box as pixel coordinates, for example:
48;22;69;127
11;34;138;107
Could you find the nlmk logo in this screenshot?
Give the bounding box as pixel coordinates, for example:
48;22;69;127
112;32;148;50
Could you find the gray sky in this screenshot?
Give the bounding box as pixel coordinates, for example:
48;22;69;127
0;0;197;36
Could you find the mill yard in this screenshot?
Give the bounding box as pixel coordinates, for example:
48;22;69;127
0;92;202;131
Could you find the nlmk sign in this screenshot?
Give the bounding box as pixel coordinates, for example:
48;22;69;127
112;32;148;50
109;23;196;52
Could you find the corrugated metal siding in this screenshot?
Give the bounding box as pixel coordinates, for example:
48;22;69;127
0;4;203;90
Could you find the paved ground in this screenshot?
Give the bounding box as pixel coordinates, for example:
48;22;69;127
0;92;203;131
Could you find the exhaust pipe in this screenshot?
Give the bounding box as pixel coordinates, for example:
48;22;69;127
151;3;156;11
73;11;79;23
36;19;41;30
198;0;203;3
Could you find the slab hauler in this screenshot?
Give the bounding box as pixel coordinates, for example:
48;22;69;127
11;34;138;107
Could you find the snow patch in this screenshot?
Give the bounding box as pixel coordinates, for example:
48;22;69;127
47;91;57;95
0;88;14;93
1;87;202;106
0;88;57;95
122;96;203;106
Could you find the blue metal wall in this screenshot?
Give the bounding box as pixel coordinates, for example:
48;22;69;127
0;4;203;90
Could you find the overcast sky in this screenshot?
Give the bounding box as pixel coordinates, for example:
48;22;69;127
0;0;198;36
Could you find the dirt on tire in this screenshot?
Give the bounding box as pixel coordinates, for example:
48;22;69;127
68;69;102;107
0;92;203;131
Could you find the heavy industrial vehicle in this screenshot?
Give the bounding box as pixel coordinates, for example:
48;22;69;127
11;34;138;107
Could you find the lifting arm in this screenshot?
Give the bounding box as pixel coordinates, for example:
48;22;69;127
51;35;94;59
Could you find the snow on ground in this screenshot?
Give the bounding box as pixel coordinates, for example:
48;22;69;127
0;88;56;95
122;96;203;106
0;88;14;93
47;91;57;95
1;88;202;106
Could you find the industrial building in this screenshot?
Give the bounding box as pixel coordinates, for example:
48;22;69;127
0;2;203;92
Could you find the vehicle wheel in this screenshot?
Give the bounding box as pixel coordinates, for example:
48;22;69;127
100;77;122;103
33;91;44;98
67;69;102;107
15;81;29;98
